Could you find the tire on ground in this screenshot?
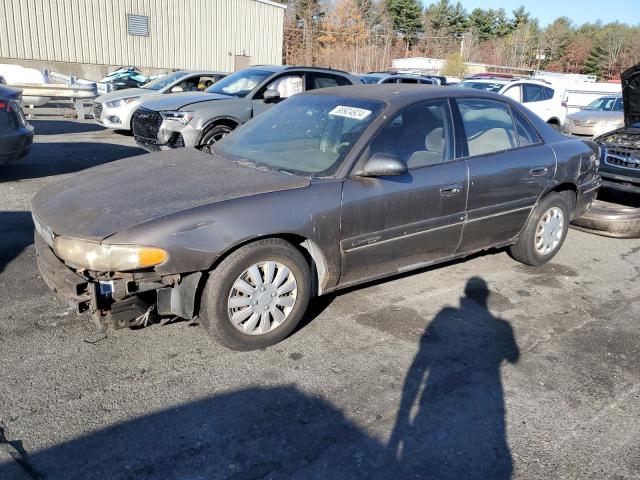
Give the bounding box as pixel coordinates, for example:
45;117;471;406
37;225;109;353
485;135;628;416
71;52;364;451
572;200;640;238
509;192;570;266
200;238;311;351
198;124;234;153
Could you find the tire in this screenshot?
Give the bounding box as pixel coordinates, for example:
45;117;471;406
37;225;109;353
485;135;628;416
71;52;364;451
200;238;311;351
547;120;560;131
572;199;640;238
509;192;570;266
198;124;234;154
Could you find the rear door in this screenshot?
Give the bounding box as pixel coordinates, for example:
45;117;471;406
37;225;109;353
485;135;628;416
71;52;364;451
339;99;468;285
455;97;556;253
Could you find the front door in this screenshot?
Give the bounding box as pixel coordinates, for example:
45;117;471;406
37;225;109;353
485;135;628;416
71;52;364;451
339;99;468;286
455;98;556;253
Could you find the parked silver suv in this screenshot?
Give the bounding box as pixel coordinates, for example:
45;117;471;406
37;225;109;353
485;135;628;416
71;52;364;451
132;66;359;152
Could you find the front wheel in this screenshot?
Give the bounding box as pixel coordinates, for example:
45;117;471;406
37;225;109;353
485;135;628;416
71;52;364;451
198;124;234;154
509;192;570;266
200;238;311;351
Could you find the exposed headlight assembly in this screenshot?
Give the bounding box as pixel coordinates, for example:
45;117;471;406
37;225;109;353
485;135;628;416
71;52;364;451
105;96;141;108
160;111;195;124
53;237;168;272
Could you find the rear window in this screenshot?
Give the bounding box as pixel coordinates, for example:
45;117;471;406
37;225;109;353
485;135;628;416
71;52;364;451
510;106;541;147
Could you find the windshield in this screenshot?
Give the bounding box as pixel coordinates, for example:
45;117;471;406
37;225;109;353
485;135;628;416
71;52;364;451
142;71;189;91
205;69;274;97
583;96;623;111
214;94;385;176
457;81;505;92
361;75;383;84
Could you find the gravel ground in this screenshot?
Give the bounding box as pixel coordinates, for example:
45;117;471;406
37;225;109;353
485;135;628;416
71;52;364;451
0;118;639;480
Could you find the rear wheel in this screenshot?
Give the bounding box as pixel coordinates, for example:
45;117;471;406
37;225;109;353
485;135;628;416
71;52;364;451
200;238;311;351
198;124;234;154
509;192;570;266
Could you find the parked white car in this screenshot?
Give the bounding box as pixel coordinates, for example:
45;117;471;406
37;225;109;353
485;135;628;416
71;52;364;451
458;77;566;127
93;70;226;131
0;63;51;107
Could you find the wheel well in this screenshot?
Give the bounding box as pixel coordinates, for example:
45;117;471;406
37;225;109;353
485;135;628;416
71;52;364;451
547;118;560;126
198;234;328;303
198;118;239;144
548;183;578;211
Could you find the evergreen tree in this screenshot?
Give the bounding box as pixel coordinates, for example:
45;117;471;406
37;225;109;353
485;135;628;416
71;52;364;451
384;0;424;44
424;0;468;36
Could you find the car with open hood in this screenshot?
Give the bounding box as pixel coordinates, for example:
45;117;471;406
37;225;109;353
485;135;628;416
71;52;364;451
131;66;359;152
595;63;640;194
93;70;226;131
32;85;600;351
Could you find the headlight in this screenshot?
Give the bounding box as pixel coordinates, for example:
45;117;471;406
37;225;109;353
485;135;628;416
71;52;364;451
53;237;168;272
105;96;141;108
160;111;195;124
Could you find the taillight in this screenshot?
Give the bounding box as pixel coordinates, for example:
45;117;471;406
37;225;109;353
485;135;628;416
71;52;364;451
561;101;568;108
0;100;17;112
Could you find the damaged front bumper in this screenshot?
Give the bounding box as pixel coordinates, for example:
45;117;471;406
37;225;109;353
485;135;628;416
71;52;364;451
35;232;201;329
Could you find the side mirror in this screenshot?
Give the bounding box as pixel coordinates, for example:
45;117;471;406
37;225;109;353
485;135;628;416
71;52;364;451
361;153;408;177
263;90;281;103
170;85;184;93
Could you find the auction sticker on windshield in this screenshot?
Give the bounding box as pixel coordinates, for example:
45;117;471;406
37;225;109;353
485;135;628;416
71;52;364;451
329;106;372;120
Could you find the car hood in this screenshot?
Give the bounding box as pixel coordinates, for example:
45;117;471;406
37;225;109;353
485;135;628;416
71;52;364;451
31;150;310;242
568;110;622;122
96;88;155;103
622;62;640;127
138;92;234;111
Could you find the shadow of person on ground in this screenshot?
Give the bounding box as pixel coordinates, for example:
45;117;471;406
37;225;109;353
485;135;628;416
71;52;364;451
388;276;520;479
0;211;34;275
0;277;520;479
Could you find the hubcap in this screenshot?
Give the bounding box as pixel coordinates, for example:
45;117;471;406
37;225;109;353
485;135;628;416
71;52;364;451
207;131;228;145
535;207;564;255
227;261;297;335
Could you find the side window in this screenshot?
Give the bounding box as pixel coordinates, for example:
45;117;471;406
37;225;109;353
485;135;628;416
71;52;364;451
382;78;399;84
457;98;518;157
503;85;522;102
309;73;351;89
368;99;453;169
419;78;434;85
510;106;541;147
543;86;554;100
196;76;217;91
177;77;201;92
263;74;304;99
522;84;545;103
398;78;419;84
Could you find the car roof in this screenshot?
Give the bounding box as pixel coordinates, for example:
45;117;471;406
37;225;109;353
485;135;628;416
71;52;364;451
307;83;509;106
180;70;228;76
249;65;353;76
0;83;21;98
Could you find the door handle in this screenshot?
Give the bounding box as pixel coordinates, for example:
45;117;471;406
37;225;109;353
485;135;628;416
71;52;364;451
530;166;548;176
440;183;463;196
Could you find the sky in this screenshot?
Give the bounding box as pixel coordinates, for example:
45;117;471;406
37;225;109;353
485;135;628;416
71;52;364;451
421;0;640;27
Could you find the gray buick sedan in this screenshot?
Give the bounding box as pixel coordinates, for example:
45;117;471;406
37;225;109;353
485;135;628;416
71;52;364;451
32;85;601;350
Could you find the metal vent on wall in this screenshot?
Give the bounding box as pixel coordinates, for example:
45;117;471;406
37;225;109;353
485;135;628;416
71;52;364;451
127;14;149;36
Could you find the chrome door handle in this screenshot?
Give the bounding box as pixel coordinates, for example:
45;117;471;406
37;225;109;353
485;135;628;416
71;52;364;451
530;166;548;176
440;183;463;196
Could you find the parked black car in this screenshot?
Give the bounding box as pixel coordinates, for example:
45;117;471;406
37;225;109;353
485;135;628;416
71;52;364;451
32;85;600;350
595;62;640;194
0;84;33;165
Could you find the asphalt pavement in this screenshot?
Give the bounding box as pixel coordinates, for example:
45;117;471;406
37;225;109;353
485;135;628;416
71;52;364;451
0;118;639;480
